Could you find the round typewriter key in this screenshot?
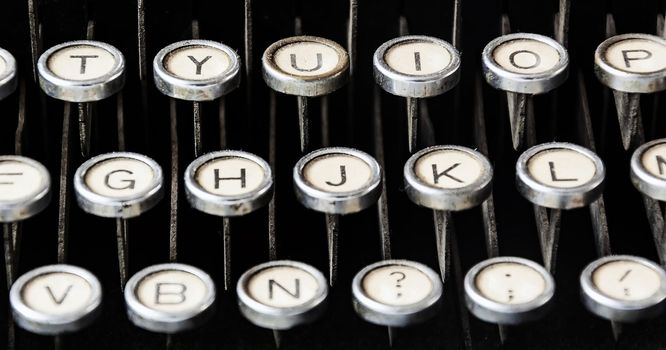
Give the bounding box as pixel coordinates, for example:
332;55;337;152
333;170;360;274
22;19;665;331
237;260;328;330
374;35;460;98
74;152;164;218
464;256;555;325
294;147;382;285
38;40;125;102
352;260;442;327
482;33;569;94
263;36;349;97
0;155;51;222
153;40;241;101
10;264;102;335
580;255;666;322
185;150;273;217
374;35;460;153
595;33;666;93
516;142;605;209
125;263;216;333
263;36;349;152
0;47;17;101
404;145;493;211
630;139;666;201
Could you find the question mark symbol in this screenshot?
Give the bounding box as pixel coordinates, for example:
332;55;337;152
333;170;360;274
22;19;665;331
390;271;406;298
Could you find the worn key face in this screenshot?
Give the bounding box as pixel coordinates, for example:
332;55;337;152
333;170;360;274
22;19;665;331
516;142;605;209
404;145;493;211
237;260;328;330
0;156;51;222
352;260;442;327
581;255;666;322
293;147;382;215
595;34;666;93
0;47;17;100
464;257;555;325
374;35;461;98
185;150;273;217
482;33;569;94
154;40;241;101
631;139;666;201
262;36;349;97
74;152;164;219
38;40;125;102
125;263;216;333
10;264;102;335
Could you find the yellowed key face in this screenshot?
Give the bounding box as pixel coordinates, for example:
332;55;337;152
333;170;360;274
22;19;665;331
48;45;117;80
492;39;561;74
274;42;341;77
303;153;373;193
164;45;232;80
135;269;210;314
362;265;434;306
414;149;483;189
23;272;94;316
641;143;666;180
605;38;666;74
384;41;453;75
475;262;547;305
84;157;156;198
0;159;48;202
246;266;321;308
527;148;597;189
195;157;267;197
593;260;662;301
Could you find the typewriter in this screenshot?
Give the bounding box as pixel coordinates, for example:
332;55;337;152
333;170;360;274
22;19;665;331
1;0;666;349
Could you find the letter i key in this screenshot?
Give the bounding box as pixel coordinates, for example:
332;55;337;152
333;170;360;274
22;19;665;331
237;260;328;348
262;36;350;152
404;146;493;281
482;33;569;150
374;36;461;153
516;142;605;272
38;41;126;157
595;34;666;150
293;147;382;285
153;40;241;156
74;152;164;289
185;151;274;290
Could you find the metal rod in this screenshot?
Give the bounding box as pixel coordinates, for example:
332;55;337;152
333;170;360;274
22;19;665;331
58;103;72;264
345;0;358;142
451;226;473;350
223;217;232;290
137;0;147;81
78;103;92;157
372;86;392;260
406;97;419;153
612;91;643;150
297;96;309;152
268;91;277;261
15;80;26;155
321;95;330;147
116;218;129;291
243;0;254;134
325;214;339;286
535;207;562;274
451;0;462;49
273;329;282;349
555;0;571;47
28;0;40;81
193;102;202;157
3;224;14;289
169;99;179;262
219;97;227;149
387;326;397;347
432;210;449;282
506;92;528;150
117;92;126;151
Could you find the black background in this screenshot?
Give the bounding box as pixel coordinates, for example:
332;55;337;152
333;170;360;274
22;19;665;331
1;0;666;349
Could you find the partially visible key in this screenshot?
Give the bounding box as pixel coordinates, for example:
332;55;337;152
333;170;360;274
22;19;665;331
10;264;103;334
374;36;461;153
464;256;555;325
124;263;216;333
580;255;666;322
0;47;18;101
595;34;666;150
263;36;349;152
293;147;382;285
237;260;328;348
74;152;164;290
482;33;569;150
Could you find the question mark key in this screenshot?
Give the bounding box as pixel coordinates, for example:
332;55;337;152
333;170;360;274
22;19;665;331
351;260;442;327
